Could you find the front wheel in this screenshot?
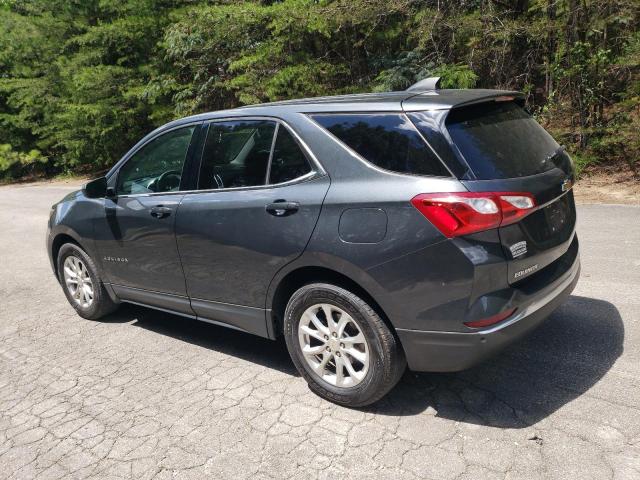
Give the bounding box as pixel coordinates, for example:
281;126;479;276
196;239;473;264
57;243;118;320
284;283;406;407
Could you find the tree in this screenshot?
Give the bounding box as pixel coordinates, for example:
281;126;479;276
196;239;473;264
0;0;638;180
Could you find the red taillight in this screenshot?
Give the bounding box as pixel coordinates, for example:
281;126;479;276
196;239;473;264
411;192;536;238
464;308;516;328
498;195;536;226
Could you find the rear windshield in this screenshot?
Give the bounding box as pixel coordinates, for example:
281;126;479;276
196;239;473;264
309;113;450;177
444;102;560;179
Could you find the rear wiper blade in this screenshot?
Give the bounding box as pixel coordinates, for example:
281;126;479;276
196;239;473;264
543;145;565;163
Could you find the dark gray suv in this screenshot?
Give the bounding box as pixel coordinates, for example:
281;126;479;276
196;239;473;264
47;79;580;407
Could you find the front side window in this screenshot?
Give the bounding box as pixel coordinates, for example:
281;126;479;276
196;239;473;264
198;120;276;189
117;126;195;195
310;113;450;177
268;126;312;184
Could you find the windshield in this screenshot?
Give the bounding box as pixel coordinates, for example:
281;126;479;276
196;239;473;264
444;102;560;179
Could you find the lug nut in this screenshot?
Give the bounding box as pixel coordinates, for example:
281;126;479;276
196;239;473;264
324;335;329;340
326;346;331;352
332;332;338;337
336;352;341;357
340;343;345;348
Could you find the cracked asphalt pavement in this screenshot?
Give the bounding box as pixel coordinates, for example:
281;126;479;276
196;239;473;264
1;182;639;479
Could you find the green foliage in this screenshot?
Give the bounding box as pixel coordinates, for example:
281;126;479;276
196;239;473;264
0;143;46;179
0;0;638;180
374;59;478;91
570;151;599;177
433;65;478;89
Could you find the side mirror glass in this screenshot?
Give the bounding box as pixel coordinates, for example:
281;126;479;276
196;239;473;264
83;176;108;199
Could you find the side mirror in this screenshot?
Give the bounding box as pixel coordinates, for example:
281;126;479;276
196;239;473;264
83;176;108;199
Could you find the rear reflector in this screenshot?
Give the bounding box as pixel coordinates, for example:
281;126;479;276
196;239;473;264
411;192;536;238
464;308;516;328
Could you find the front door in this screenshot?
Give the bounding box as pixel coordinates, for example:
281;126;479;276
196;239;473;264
94;125;198;310
175;119;329;336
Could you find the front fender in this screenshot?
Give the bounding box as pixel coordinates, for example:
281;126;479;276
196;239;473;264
47;193;103;277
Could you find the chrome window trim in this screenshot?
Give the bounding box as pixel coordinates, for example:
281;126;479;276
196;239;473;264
402;113;457;178
198;115;325;176
111;116;325;199
113;122;202;196
264;123;280;184
107;120;204;183
306;111;455;180
115;171;320;199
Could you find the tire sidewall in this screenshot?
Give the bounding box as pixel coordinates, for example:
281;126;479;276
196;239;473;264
284;284;391;405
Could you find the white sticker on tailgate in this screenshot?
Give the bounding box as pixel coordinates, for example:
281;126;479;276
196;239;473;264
509;240;528;258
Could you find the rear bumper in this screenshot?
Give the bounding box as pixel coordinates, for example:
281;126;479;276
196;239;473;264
396;250;580;372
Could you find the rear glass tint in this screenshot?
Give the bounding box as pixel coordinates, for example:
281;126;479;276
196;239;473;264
407;111;471;179
310;113;450;177
445;102;560;179
198;120;276;189
268;126;312;184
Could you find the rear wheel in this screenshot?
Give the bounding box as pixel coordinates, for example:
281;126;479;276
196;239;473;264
57;243;118;320
284;283;405;407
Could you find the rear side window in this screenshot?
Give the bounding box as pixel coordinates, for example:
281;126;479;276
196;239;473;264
310;113;450;177
268;126;312;184
407;111;471;179
444;102;560;179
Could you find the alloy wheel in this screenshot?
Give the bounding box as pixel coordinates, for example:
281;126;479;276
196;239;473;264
298;303;370;388
63;255;94;309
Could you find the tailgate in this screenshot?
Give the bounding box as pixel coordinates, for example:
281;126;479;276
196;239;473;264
434;98;577;284
500;190;576;283
463;168;577;284
408;96;578;283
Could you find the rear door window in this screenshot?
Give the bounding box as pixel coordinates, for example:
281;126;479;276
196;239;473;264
310;113;450;177
268;126;312;184
444;102;560;179
198;120;276;189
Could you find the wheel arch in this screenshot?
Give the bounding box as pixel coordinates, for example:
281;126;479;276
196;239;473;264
268;264;397;341
50;230;87;278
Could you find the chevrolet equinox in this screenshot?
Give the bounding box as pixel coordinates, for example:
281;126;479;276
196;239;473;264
47;79;580;407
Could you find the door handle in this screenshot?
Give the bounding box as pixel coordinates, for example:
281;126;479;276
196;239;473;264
150;205;172;219
266;201;299;217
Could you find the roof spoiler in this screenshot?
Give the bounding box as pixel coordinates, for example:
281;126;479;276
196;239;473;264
406;77;441;91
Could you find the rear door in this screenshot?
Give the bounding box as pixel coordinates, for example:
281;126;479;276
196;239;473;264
175;118;330;336
409;100;577;283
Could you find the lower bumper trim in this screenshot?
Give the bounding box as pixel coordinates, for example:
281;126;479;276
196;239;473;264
397;256;580;372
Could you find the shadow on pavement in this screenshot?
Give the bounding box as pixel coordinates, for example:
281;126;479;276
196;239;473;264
371;295;624;427
103;294;623;427
105;303;297;376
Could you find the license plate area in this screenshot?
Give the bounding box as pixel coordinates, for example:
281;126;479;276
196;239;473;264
499;191;576;284
521;191;575;249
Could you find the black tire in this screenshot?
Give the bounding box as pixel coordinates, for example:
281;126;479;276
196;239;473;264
57;243;119;320
284;283;406;407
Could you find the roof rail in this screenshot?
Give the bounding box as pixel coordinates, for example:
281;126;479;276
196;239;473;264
406;77;441;91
